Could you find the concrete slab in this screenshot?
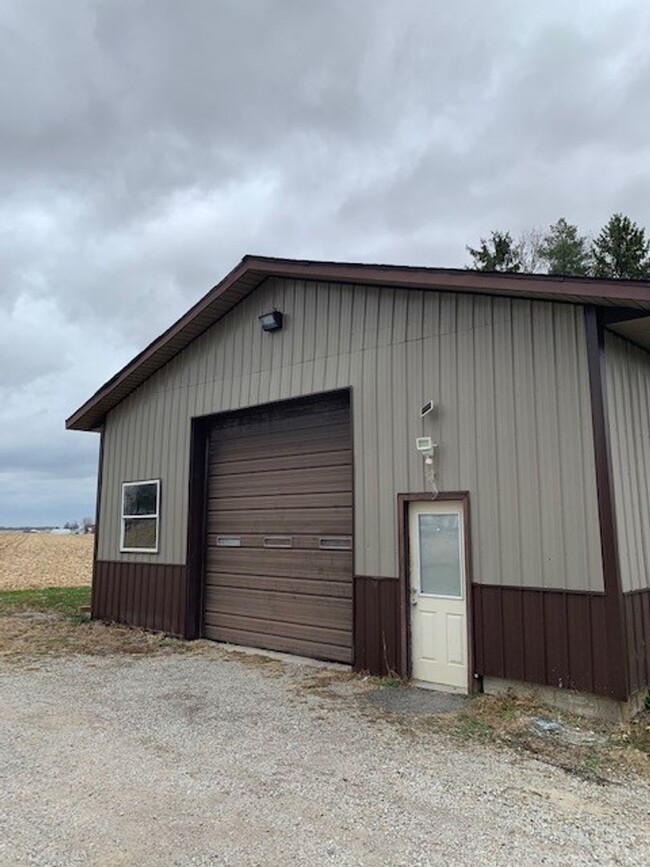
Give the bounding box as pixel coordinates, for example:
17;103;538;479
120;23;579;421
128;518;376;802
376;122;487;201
363;685;469;715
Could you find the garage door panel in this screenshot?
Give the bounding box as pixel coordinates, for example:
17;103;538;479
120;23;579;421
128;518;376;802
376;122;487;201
210;415;351;450
204;573;353;598
211;426;351;460
207;507;352;535
203;611;351;648
203;392;353;662
202;623;352;663
210;449;352;477
207;548;353;579
209;492;353;511
205;587;351;631
213;465;352;497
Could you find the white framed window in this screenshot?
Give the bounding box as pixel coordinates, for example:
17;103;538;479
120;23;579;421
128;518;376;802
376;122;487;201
120;479;160;553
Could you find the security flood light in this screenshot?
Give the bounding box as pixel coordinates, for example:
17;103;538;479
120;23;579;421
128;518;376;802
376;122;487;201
259;310;283;332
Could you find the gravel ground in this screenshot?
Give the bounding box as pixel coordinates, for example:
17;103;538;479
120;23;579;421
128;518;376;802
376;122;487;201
1;653;649;867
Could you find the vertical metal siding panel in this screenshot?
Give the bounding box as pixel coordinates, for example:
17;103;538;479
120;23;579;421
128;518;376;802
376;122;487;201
406;290;423;343
439;296;461;491
575;314;603;590
405;327;425;494
606;333;650;593
96;425;111;561
590;596;610;695
481;586;504;676
353;577;367;672
625;594;638;693
615;349;640;591
349;349;364;576
361;344;379;577
390;341;409;545
323;283;341;391
289;280;305;395
338;285;354;357
176;394;191;564
314;281;330;361
456;295;476;496
532;303;565;588
566;593;593;692
349;285;365;354
522;590;546;685
214;308;230;409
544;593;570;688
512;303;543;589
554;306;589;590
473;297;501;584
501;588;525;682
622;351;644;591
631;361;650;590
377;345;395;576
493;300;522;586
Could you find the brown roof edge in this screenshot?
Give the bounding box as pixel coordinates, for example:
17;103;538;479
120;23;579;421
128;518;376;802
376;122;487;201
66;255;650;432
242;255;650;298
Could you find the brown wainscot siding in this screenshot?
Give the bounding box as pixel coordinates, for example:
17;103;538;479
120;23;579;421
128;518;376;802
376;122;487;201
353;576;403;677
625;589;650;696
93;561;187;637
473;585;623;699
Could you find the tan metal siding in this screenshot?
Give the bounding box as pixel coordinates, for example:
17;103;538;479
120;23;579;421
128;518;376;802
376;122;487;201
605;332;650;593
98;278;603;592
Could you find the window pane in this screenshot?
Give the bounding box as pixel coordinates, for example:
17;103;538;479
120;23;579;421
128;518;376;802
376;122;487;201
123;483;158;517
418;513;462;597
123;518;157;550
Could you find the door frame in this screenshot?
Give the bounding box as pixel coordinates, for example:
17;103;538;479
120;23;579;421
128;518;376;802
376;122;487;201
397;491;477;692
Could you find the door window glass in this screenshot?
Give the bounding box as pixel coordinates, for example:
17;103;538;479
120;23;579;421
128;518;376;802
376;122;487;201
418;512;463;598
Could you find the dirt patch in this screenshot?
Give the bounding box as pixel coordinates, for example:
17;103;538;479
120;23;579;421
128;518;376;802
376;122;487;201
0;609;298;671
297;669;650;784
0;612;194;660
0;532;93;589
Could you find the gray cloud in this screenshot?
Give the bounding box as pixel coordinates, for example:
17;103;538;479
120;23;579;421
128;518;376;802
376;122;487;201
1;0;649;523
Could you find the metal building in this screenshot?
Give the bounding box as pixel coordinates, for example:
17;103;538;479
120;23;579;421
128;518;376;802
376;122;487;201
67;257;650;716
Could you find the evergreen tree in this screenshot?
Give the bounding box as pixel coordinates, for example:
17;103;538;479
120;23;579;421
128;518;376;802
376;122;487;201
591;213;650;279
466;231;523;272
539;218;590;276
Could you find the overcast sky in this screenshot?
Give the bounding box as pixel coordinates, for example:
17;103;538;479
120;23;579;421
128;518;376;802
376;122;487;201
2;0;650;525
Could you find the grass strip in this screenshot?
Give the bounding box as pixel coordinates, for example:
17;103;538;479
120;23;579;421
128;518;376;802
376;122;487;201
0;585;91;616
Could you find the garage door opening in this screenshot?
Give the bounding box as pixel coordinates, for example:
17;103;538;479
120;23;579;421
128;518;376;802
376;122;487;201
201;391;353;663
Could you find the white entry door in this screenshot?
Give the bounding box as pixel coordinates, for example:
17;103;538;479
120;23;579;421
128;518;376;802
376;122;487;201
409;501;468;692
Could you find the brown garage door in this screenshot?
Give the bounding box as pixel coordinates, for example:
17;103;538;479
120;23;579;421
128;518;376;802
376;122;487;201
202;392;353;662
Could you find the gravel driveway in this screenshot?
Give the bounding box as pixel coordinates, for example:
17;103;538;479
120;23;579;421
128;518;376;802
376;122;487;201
1;651;649;867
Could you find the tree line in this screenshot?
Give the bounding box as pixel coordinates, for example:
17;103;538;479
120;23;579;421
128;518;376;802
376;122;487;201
467;214;650;279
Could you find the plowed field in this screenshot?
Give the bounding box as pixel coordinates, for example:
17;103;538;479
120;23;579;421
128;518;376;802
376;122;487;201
0;532;93;589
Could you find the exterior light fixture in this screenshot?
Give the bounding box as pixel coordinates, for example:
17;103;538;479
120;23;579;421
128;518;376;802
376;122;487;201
259;310;283;332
